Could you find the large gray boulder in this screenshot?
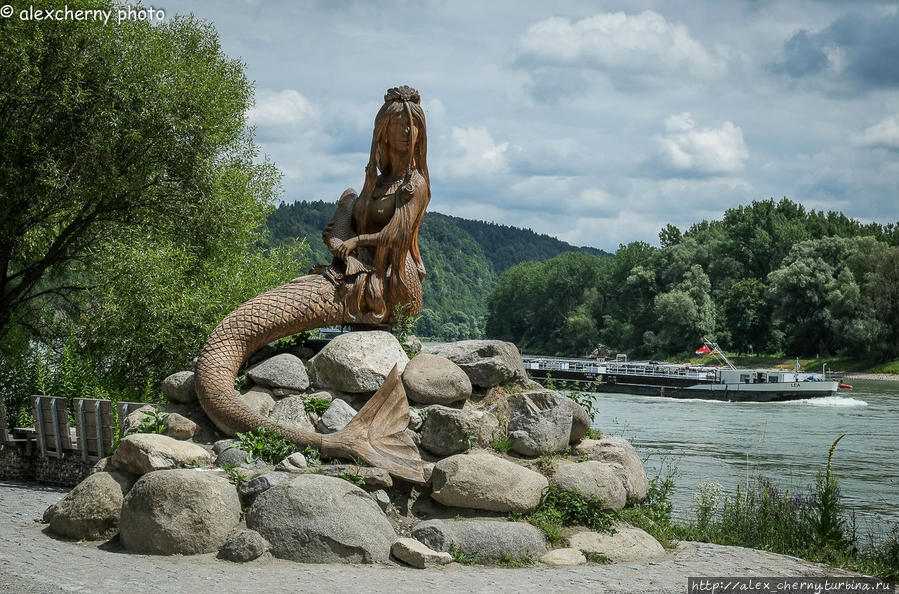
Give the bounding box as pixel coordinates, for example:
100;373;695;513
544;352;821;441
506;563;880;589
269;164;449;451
308;331;409;393
419;406;499;457
241;386;276;417
161;371;196;404
507;389;573;456
573;437;648;502
430;452;547;513
111;434;213;475
46;471;135;540
551;461;627;511
315;398;356;434
268;395;315;432
119;469;241;555
402;354;472;406
247;474;395;563
411;518;547;562
424;340;527;388
568;522;665;562
247;353;310;392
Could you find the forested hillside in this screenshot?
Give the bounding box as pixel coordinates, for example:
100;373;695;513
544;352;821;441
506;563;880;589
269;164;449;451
487;198;899;362
266;201;610;339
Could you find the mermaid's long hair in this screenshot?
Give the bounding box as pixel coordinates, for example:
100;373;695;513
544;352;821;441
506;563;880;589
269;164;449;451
347;86;431;324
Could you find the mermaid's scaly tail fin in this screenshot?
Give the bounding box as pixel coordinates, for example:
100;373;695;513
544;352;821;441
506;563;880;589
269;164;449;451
321;365;424;483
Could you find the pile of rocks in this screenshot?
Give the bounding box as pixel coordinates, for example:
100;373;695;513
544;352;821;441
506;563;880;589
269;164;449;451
42;332;663;568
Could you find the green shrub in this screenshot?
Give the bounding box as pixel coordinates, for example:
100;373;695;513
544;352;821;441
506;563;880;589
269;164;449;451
528;485;614;543
235;427;296;465
301;394;331;415
134;409;168;435
337;472;365;487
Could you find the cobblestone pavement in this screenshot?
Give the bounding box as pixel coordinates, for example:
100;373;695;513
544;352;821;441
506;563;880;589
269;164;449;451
0;480;859;594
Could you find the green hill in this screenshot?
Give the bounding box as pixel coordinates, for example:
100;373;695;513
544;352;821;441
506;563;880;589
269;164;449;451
266;201;610;338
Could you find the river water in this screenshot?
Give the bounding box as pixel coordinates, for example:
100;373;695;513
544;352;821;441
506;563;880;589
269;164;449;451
586;379;899;533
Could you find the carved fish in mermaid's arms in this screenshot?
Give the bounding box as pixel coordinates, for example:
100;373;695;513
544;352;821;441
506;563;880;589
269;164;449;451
193;274;425;483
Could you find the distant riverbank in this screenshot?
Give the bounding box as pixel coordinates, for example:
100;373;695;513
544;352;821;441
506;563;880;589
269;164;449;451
844;372;899;381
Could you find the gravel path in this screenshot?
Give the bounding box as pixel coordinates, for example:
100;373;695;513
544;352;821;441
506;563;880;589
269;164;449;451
0;480;859;594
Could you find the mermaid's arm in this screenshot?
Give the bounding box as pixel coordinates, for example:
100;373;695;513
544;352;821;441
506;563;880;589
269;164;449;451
323;189;358;255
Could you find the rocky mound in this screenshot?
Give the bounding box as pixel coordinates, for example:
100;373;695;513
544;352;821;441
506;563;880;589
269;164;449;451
43;333;657;568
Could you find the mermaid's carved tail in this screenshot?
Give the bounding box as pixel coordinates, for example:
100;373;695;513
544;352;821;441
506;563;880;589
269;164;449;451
194;274;424;483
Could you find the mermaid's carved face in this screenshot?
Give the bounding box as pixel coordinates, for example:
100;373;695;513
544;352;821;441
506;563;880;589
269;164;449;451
384;112;419;153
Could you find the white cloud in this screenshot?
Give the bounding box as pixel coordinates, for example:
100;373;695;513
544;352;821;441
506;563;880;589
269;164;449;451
516;11;725;87
444;126;509;178
248;89;318;130
655;113;748;176
851;116;899;150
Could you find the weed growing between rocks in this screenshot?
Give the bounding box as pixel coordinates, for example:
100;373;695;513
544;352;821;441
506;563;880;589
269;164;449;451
492;433;512;453
448;543;475;565
564;390;599;425
616;464;679;548
134;409;168;435
585;428;603;440
301;394;330;415
236;427;297;465
582;551;612;564
391;304;418;358
222;464;248;486
302;445;321;465
528;485;615;545
337;472;365;487
497;553;534;567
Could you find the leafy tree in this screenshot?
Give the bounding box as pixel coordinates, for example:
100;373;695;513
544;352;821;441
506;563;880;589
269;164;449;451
0;1;275;338
721;278;770;354
653;265;716;354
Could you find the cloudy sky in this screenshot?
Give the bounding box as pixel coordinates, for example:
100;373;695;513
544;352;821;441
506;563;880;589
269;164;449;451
175;0;899;252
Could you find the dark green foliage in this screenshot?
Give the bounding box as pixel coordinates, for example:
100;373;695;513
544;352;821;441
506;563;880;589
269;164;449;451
486;198;899;361
451;216;611;275
0;1;302;409
235;427;297;465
